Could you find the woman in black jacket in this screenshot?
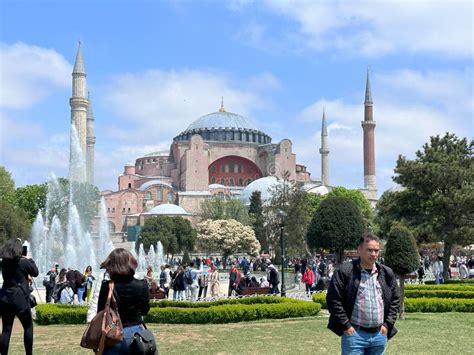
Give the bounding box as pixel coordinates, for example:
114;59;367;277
97;248;150;354
0;239;39;355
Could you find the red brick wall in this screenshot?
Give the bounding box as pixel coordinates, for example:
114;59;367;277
209;156;263;186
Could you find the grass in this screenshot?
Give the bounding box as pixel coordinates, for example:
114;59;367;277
3;311;473;354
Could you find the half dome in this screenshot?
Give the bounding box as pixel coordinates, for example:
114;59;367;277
145;203;189;215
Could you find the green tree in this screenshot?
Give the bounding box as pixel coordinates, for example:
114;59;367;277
0;201;31;243
306;196;365;264
249;191;267;253
327;186;373;225
196;219;260;269
173;216;197;254
384;223;419;319
0;166;16;204
14;183;48;223
391;133;474;279
137;216;178;256
200;197;250;225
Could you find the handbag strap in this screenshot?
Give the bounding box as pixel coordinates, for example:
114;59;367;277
97;281;115;355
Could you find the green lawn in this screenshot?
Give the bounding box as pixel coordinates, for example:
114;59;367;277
3;312;473;354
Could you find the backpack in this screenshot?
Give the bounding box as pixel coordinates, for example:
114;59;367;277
43;275;50;287
184;269;193;285
159;271;166;287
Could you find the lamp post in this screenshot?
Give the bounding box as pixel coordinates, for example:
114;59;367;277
278;210;287;297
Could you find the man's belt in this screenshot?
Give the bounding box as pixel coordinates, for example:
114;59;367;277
353;325;381;333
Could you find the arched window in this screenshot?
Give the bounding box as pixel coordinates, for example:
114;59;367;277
157;189;163;201
128;183;132;188
229;178;235;186
211;177;216;184
238;178;243;186
145;191;152;200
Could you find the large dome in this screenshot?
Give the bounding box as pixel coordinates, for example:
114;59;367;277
239;176;280;206
186;111;258;131
173;107;271;144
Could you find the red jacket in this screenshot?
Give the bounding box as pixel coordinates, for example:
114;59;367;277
302;270;314;285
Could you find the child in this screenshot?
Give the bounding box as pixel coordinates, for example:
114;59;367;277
417;263;425;284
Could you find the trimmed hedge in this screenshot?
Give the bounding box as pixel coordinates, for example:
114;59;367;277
405;284;474;291
36;304;88;325
405;298;474;312
34;297;320;325
404;289;474;299
312;292;327;309
425;279;474;285
145;301;321;324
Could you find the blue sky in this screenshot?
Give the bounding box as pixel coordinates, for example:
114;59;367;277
0;0;472;196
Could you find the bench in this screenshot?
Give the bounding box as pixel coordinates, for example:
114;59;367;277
149;290;166;300
241;287;272;296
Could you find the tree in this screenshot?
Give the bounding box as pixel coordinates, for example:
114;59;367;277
0;166;15;204
306;196;365;264
137;216;177;256
0;201;31;243
327;186;373;225
249;191;267;253
384;223;419;319
391;133;474;279
200;197;250;225
14;183;48;224
196;219;260;269
137;216;196;258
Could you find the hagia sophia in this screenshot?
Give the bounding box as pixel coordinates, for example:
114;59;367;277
68;44;378;243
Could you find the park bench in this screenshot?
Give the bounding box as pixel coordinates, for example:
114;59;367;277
149;290;166;300
241;287;272;296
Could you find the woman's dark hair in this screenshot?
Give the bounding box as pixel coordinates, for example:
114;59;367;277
0;238;23;259
59;268;67;281
100;248;137;279
85;265;92;273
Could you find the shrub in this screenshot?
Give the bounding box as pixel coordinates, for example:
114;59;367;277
151;296;293;308
425;279;474;285
35;304;88;325
145;301;321;324
405;298;474;312
405;284;474;291
312;292;327;309
404;289;474;299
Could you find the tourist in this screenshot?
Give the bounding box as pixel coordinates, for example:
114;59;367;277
187;262;202;301
174;266;186;300
209;264;220;297
52;268;68;303
417;262;425;284
145;265;154;286
260;276;270;288
433;256;444;284
198;271;209;299
97;248;150;354
326;233;400;355
459;262;468;279
268;264;280;294
59;284;74;304
228;264;241;296
84;265;95;303
76;272;87;305
302;265;315;295
43;264;58;303
0;239;39;355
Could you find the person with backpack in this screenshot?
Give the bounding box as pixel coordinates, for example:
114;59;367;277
52;268;68;303
43;265;58;303
187;262;202;301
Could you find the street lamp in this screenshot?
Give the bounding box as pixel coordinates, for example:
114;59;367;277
278;210;287;297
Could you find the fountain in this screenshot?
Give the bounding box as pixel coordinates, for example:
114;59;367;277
29;126;113;274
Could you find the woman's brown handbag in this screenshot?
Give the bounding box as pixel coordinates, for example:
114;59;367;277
80;281;124;354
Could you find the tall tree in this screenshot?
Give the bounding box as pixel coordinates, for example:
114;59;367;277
0;166;15;204
392;133;474;279
306;196;365;264
0;201;31;243
14;183;48;224
200;196;250;225
384;223;419;319
137;216;177;256
173;216;197;254
248;191;267;253
327;186;373;225
196;219;260;269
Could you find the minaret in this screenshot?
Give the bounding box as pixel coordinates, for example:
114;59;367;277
86;92;95;185
69;41;89;183
362;67;377;196
319;108;329;186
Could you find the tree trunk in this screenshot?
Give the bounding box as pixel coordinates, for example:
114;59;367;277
222;253;228;270
398;275;405;320
336;249;345;266
442;241;453;281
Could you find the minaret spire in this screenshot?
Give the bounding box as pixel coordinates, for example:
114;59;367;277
73;40;86;75
362;67;377;201
219;96;225;112
319;108;329;186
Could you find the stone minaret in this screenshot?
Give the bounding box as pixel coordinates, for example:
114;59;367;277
69;41;89;183
86;92;95;185
362;68;377;197
319;108;329;186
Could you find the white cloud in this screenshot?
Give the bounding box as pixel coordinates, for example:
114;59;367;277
100;69;275;144
0;42;71;108
237;0;473;57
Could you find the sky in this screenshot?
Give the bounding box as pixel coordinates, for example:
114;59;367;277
0;0;472;197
